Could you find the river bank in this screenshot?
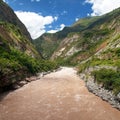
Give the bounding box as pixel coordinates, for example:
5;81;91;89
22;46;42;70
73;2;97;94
79;73;120;110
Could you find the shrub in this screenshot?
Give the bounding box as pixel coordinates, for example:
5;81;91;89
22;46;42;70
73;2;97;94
113;78;120;95
92;68;120;94
0;47;59;88
115;48;120;57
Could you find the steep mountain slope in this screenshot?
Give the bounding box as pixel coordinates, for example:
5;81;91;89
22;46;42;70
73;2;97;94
0;1;40;57
33;16;99;58
34;8;120;64
0;0;39;89
51;8;120;65
77;9;120;94
0;0;32;41
0;22;40;57
0;1;58;91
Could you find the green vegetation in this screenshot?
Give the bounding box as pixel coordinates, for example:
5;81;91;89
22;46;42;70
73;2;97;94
78;49;120;72
0;1;60;90
115;48;120;57
92;68;120;95
78;61;90;73
34;7;120;60
77;46;120;94
0;47;58;74
0;23;58;88
33;34;60;58
0;47;58;87
55;57;77;66
0;22;40;58
72;16;99;28
33;16;100;59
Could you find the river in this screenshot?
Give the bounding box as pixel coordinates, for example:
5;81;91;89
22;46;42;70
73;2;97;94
0;67;120;120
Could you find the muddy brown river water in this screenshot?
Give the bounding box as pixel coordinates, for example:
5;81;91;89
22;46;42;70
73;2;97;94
0;67;120;120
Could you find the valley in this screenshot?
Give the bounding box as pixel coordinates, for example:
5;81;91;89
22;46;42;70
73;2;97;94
0;0;120;119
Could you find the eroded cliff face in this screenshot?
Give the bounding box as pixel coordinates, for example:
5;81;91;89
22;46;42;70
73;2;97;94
50;8;120;66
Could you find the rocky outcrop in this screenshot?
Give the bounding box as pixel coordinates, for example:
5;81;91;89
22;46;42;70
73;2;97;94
65;46;80;57
51;34;79;59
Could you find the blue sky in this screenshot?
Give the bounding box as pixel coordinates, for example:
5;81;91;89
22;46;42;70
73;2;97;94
4;0;120;39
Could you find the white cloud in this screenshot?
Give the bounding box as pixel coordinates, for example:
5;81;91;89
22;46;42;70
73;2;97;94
87;13;90;16
75;18;79;21
54;16;58;21
60;24;65;30
47;24;65;33
85;0;120;16
31;0;40;2
3;0;8;2
47;30;58;33
15;11;58;39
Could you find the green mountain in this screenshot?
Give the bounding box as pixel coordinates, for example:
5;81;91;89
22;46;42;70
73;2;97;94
52;8;120;65
34;8;120;63
34;7;120;94
0;0;57;90
0;0;32;42
33;16;99;59
0;0;39;57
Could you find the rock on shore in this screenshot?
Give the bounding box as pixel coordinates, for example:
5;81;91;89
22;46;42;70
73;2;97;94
80;73;120;110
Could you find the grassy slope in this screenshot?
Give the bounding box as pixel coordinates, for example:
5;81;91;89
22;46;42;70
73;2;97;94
76;9;120;94
52;8;120;66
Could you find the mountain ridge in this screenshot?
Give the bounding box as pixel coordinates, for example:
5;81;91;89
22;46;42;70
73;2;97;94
0;0;32;41
34;7;120;61
34;16;100;58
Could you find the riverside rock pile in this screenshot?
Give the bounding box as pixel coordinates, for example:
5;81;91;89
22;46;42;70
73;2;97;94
80;73;120;110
